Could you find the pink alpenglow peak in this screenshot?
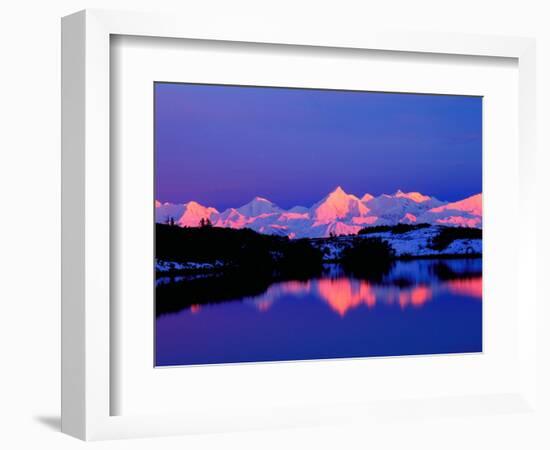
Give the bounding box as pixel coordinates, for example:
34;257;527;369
430;193;482;216
156;189;482;238
394;190;432;203
360;193;374;203
419;193;482;228
311;186;369;224
178;201;219;227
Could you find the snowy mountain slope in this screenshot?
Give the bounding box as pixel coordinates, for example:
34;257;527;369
288;205;309;214
430;193;482;216
156;188;482;238
155;202;186;224
360;193;374;202
214;208;247;228
155;201;219;227
364;190;444;225
236;196;282;217
177;201;219;227
394;190;432;203
418;193;482;228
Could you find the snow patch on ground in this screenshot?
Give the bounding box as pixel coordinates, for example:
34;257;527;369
155;259;226;273
312;226;481;260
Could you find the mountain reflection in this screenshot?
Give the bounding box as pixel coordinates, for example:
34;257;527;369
445;277;482;299
247;278;434;316
156;258;481;317
317;278;377;315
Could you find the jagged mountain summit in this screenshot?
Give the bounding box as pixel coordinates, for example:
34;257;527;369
156;187;482;238
310;186;370;224
237;196;282;217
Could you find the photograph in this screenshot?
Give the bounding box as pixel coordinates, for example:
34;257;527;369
154;83;483;367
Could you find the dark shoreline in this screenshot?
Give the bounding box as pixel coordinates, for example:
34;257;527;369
155;223;482;278
156;253;482;276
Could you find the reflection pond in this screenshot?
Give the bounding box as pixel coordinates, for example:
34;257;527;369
155;258;482;366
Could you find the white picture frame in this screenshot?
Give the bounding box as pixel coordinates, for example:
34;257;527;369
61;9;538;441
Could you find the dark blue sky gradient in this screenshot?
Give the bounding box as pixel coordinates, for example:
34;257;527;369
155;83;482;210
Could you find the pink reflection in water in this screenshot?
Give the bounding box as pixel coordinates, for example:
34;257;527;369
250;277;437;316
317;279;434;315
250;280;311;312
316;278;377;316
445;278;482;299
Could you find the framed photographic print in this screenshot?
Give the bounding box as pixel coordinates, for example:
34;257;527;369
154;83;483;367
62;9;540;441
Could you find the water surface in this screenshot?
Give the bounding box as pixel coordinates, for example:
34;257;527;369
155;258;482;366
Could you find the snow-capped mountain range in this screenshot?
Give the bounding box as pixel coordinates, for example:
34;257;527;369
156;187;482;239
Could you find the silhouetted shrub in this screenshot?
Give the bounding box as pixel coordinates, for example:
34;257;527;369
278;238;324;279
342;237;395;263
340;238;395;281
429;227;482;251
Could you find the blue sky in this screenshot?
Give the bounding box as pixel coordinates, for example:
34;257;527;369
155;82;482;210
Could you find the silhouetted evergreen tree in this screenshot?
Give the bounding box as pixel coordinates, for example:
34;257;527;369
199;217;213;228
340;237;395;281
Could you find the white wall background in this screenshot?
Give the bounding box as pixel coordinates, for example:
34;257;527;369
0;1;548;449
